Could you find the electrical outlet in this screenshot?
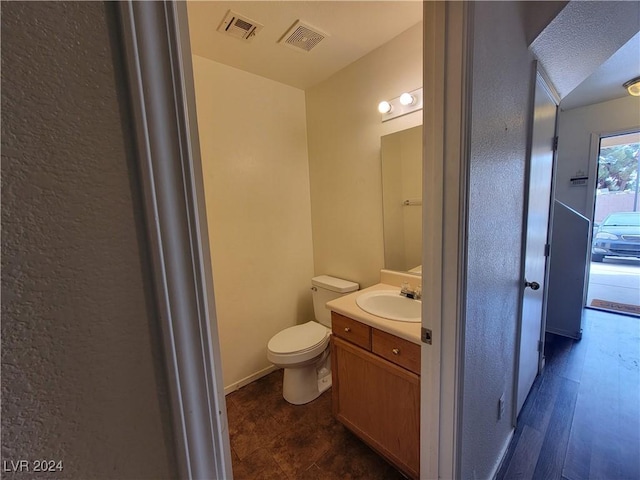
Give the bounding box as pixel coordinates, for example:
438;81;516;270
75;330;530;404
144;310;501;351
498;394;505;420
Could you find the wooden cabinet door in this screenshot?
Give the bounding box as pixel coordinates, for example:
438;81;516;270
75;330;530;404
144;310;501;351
332;336;420;479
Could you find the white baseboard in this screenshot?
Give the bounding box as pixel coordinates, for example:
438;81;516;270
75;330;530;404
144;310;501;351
491;428;515;480
223;364;279;396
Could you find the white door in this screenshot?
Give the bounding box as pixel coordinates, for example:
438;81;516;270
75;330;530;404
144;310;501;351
516;71;557;414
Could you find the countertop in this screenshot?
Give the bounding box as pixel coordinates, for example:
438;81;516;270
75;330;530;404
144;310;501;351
326;283;422;345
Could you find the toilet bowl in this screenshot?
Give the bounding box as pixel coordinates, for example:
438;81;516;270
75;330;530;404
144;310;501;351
267;275;358;405
267;321;331;405
267;321;330;367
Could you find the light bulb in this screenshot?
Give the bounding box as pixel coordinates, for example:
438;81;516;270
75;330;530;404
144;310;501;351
378;101;392;114
399;93;415;106
623;77;640;96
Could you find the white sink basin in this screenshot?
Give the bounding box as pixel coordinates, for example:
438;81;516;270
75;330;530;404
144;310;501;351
355;290;421;323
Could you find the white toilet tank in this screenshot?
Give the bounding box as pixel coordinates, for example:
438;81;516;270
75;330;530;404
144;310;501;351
311;275;359;328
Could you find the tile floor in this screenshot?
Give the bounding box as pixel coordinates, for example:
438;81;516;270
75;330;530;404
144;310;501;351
225;370;406;479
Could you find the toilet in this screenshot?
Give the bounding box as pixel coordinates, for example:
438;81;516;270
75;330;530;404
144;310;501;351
267;275;359;405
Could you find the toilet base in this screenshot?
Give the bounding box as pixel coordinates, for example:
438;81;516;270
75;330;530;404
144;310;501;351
282;355;331;405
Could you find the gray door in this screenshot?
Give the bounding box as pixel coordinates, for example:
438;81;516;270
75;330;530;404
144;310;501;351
517;71;557;415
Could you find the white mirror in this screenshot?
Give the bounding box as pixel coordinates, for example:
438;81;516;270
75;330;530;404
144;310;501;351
381;125;422;274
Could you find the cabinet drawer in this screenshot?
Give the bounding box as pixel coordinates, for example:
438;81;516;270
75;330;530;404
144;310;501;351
372;328;420;375
332;312;371;350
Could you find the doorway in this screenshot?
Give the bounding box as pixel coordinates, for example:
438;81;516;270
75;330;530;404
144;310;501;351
587;131;640;316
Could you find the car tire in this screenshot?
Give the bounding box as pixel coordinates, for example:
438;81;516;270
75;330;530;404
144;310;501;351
592;253;604;262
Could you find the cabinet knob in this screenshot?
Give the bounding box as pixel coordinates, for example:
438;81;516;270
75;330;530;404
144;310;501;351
344;327;351;333
392;348;400;355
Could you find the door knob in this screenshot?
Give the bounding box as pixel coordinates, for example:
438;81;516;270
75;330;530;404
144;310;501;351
525;280;540;290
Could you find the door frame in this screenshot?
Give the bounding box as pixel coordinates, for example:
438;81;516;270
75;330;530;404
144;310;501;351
117;1;472;478
585;127;640;232
118;2;233;478
584;127;640;308
422;2;473;479
536;68;560;376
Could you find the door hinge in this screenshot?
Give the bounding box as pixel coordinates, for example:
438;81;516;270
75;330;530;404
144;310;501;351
421;327;432;345
552;136;559;151
544;243;551;257
537;340;543;352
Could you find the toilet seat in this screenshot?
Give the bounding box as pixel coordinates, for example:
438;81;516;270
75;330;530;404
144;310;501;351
267;321;330;366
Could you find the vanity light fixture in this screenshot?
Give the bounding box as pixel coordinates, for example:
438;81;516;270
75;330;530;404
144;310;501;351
378;87;423;122
623;76;640;96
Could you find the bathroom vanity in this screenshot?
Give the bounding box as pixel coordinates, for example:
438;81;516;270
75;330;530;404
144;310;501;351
328;281;421;480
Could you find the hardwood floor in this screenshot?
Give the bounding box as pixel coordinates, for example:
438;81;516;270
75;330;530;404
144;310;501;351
497;308;640;480
225;369;406;479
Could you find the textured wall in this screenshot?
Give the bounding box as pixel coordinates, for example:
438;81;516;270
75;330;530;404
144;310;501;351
1;2;176;478
461;2;532;478
520;1;567;46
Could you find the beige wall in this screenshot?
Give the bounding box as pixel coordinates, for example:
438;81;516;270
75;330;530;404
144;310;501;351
192;56;315;391
306;22;423;288
191;21;423;390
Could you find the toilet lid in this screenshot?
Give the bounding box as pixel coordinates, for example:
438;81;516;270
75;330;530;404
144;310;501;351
268;322;329;354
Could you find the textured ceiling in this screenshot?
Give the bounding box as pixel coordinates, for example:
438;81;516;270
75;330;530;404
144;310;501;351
531;0;640;110
561;32;640;110
186;1;423;90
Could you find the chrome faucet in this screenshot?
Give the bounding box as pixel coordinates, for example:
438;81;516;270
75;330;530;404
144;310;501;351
400;282;422;300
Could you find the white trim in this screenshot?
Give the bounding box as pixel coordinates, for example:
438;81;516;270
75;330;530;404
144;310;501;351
586;126;640;223
117;2;232;478
536;70;559;376
421;3;445;478
586;132;602;223
535;65;561;106
224;365;280;396
491;430;515;480
422;2;472;478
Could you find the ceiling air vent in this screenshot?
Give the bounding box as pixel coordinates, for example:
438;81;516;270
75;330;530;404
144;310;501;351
217;10;263;42
279;20;328;52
